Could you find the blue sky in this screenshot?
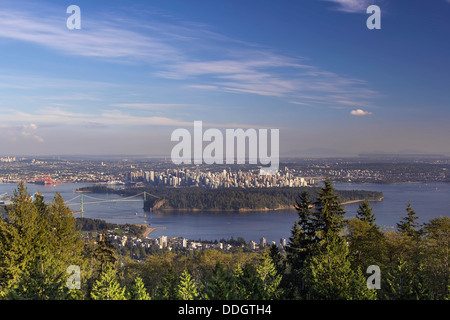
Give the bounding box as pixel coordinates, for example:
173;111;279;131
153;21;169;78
0;0;449;157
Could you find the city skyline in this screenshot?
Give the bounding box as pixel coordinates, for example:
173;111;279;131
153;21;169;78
0;0;449;157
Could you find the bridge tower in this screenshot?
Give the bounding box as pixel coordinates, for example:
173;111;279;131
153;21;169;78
143;191;147;211
80;194;84;218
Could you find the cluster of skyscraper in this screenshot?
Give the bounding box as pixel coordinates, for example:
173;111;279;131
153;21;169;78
124;167;314;189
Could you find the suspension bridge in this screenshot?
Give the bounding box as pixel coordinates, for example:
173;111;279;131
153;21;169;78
64;191;161;217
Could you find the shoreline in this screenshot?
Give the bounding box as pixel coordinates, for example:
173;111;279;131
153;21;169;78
134;224;167;238
340;197;384;205
152;197;385;212
153;206;296;213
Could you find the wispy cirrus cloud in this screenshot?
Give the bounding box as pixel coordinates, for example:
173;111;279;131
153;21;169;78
110;103;196;111
161;56;377;105
0;7;180;62
0;106;262;130
0;1;379;128
0;3;378;104
324;0;374;13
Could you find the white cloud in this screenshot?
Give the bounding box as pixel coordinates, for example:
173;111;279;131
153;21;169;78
350;108;372;116
0;3;379;121
324;0;373;13
0;8;180;63
187;84;219;90
0;123;44;143
110;103;194;110
0;107;262;130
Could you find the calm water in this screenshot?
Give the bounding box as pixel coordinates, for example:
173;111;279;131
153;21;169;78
1;182;449;243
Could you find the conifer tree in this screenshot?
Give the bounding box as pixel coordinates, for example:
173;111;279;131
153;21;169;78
284;221;304;298
303;235;376;300
255;250;282;300
176;269;199;300
294;190;314;238
231;264;247;300
383;257;416;300
128;276;151;300
0;183;42;290
312;177;346;241
268;242;285;276
93;230;117;274
90;265;127;300
292;190;315;257
421;216;449;299
397;202;420;238
0;183;83;299
232;264;256;300
158;265;179;300
204;263;236;300
356;200;376;227
346;218;386;273
286;221;302;268
285;179;348;299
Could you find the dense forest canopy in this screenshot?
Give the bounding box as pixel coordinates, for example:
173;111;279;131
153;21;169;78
78;185;383;211
0;181;447;301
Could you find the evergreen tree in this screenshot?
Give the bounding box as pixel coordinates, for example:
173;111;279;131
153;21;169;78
232;264;255;300
157;265;179;300
312;177;346;241
204;263;236;300
284;191;316;298
421;216;449;299
128;276;151;300
0;183;84;299
292;191;315;255
47;192;85;296
346;218;386;272
176;269;199;300
268;243;285;276
294;191;314;239
356;200;376;227
93;230;117;274
284;221;305;298
350;267;378;300
0;183;42;291
397;202;420;238
90;265;127;300
303;235;376;300
255;250;282;300
286;221;302;268
284;179;348;299
383;257;416;300
33;192;49;217
412;264;433;300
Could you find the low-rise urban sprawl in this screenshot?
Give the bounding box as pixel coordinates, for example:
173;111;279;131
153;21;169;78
1;155;449;187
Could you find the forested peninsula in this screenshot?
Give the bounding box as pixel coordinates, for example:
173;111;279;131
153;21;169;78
77;185;384;211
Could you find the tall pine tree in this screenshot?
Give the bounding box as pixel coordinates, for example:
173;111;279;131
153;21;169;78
303;235;377;300
176;269;199;300
356;200;377;227
90;265;127;300
204;263;236;300
397;202;420;238
312;177;346;241
0;183;85;299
